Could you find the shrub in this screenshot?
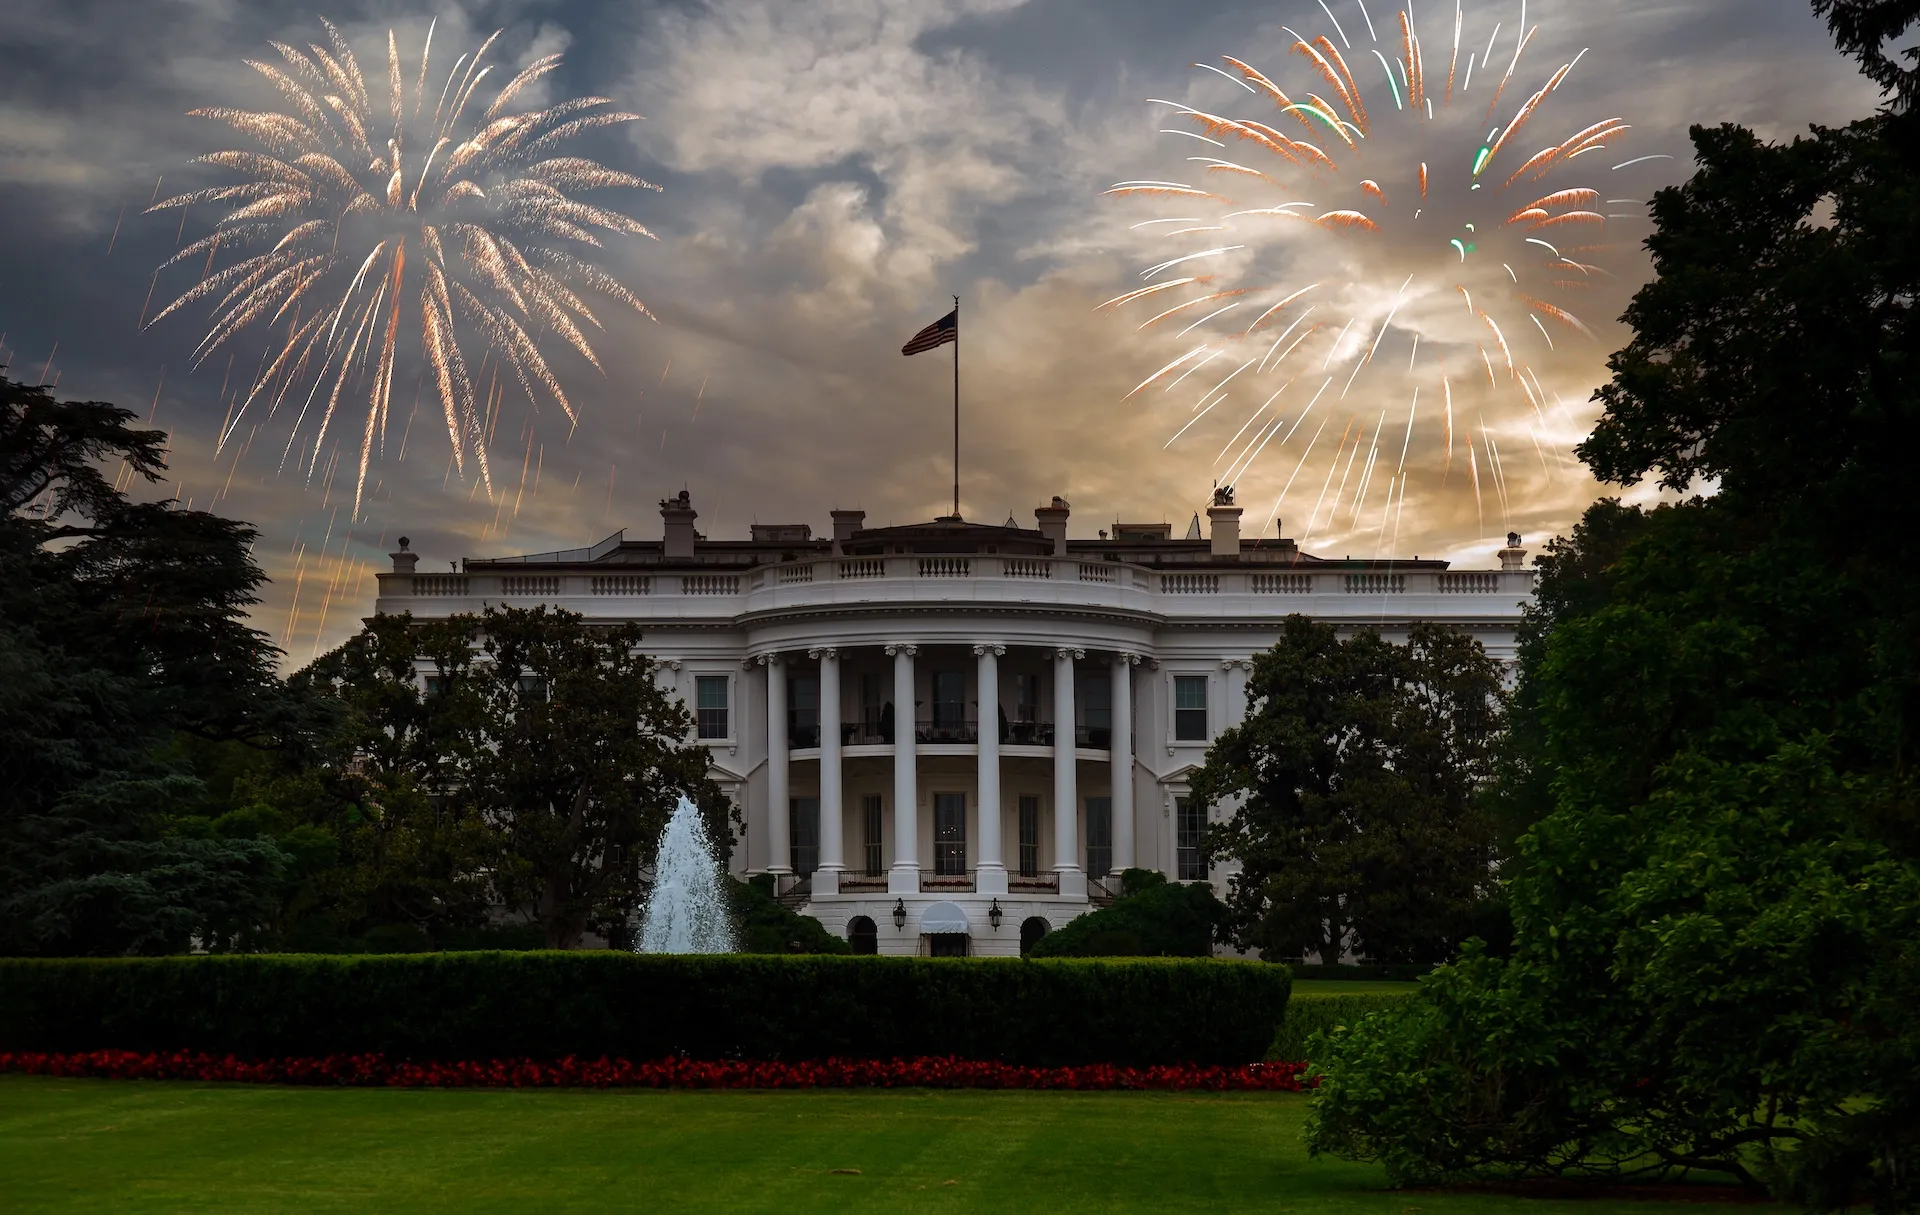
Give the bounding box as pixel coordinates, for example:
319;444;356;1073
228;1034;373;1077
731;876;849;954
0;953;1289;1067
1266;989;1413;1062
1028;870;1226;957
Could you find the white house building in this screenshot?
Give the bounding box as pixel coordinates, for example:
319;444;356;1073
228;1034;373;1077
373;489;1533;957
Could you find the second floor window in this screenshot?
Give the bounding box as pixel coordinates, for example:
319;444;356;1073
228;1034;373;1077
1013;673;1040;722
1174;676;1209;741
788;671;820;747
931;670;966;728
695;676;729;739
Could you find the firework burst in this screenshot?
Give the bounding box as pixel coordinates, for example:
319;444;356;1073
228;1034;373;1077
148;18;657;517
1103;0;1667;548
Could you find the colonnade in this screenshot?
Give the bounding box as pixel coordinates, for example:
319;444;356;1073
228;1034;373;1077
756;642;1138;899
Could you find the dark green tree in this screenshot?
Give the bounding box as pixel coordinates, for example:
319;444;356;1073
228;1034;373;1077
302;605;733;949
465;605;732;949
1190;616;1505;965
0;374;290;955
1305;8;1920;1206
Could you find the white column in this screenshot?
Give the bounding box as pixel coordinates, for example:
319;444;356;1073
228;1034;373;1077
813;647;842;895
765;654;790;877
888;643;919;895
974;643;1007;896
1053;646;1086;897
1112;653;1137;875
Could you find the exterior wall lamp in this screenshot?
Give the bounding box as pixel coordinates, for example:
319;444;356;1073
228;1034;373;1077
892;898;907;930
988;898;1003;930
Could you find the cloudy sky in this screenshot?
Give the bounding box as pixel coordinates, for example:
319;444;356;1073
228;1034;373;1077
0;0;1885;666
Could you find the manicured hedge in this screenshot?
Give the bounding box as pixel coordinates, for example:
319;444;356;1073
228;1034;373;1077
1289;963;1432;981
1267;990;1412;1062
0;953;1290;1067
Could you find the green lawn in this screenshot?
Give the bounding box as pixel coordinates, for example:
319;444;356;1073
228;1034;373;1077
0;1076;1764;1214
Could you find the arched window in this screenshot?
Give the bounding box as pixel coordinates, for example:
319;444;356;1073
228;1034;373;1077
1020;916;1051;956
848;916;878;956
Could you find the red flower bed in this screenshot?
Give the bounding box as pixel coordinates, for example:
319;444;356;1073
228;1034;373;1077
0;1050;1311;1092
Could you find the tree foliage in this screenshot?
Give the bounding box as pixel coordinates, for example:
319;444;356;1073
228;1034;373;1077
1190;616;1505;965
1306;19;1920;1207
299;605;734;949
1026;868;1226;957
0;375;293;956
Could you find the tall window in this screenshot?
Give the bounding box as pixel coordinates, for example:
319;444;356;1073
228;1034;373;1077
695;675;729;739
930;670;966;732
1174;676;1209;741
862;794;885;876
859;673;885;739
1082;673;1111;747
790;796;820;877
934;792;967;876
1175;796;1206;881
788;671;820;748
1018;795;1040;877
1085;796;1112;880
1014;673;1040;722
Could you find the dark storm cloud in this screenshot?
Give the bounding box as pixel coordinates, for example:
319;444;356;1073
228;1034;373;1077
0;0;1885;662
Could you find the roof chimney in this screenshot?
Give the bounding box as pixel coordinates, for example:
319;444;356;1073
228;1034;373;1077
1498;532;1527;571
660;490;698;559
389;536;418;574
830;509;865;554
1207;485;1243;558
1034;496;1070;556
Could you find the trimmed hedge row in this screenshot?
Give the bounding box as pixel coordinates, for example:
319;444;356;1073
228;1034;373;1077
0;953;1290;1067
1267;990;1412;1062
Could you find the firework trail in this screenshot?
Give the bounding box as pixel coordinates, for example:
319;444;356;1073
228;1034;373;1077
1102;0;1666;547
147;18;658;518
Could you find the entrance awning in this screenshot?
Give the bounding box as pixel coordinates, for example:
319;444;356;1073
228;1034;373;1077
920;901;969;934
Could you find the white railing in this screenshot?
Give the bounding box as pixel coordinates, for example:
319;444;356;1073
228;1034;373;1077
1438;572;1499;593
1003;557;1051;579
591;575;651;595
1161;573;1219;594
779;564;814;585
411;575;469;596
918;557;970;578
501;576;560;597
1344;573;1406;594
839;559;885;579
1252;573;1312;593
1078;563;1116;584
682;574;740;595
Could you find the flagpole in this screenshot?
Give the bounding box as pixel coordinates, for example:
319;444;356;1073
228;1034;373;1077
952;294;960;519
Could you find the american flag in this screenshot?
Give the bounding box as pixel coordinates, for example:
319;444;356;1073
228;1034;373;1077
900;308;958;356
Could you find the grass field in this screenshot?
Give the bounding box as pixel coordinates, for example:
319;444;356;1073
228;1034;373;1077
0;1075;1768;1214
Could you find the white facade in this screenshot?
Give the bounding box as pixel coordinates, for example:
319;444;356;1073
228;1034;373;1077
373;492;1533;956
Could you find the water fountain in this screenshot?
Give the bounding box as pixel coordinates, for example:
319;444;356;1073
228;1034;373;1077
636;795;738;954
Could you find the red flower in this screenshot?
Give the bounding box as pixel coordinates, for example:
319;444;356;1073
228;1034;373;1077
0;1051;1312;1092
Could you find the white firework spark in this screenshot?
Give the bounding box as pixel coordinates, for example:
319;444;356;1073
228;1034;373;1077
148;18;658;517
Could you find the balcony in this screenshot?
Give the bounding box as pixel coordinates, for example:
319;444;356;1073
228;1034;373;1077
377;554;1535;625
915;717;977;745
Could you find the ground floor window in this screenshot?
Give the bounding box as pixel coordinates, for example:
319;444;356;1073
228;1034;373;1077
790;797;819;877
862;794;885;876
1175;795;1205;881
1085;796;1112;879
848;915;877;955
928;932;970;957
1020;916;1050;956
1017;795;1040;877
933;792;967;875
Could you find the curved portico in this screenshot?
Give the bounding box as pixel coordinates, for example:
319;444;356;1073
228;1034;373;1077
373;491;1534;956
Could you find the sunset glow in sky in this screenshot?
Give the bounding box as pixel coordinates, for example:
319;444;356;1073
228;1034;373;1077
0;0;1886;665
